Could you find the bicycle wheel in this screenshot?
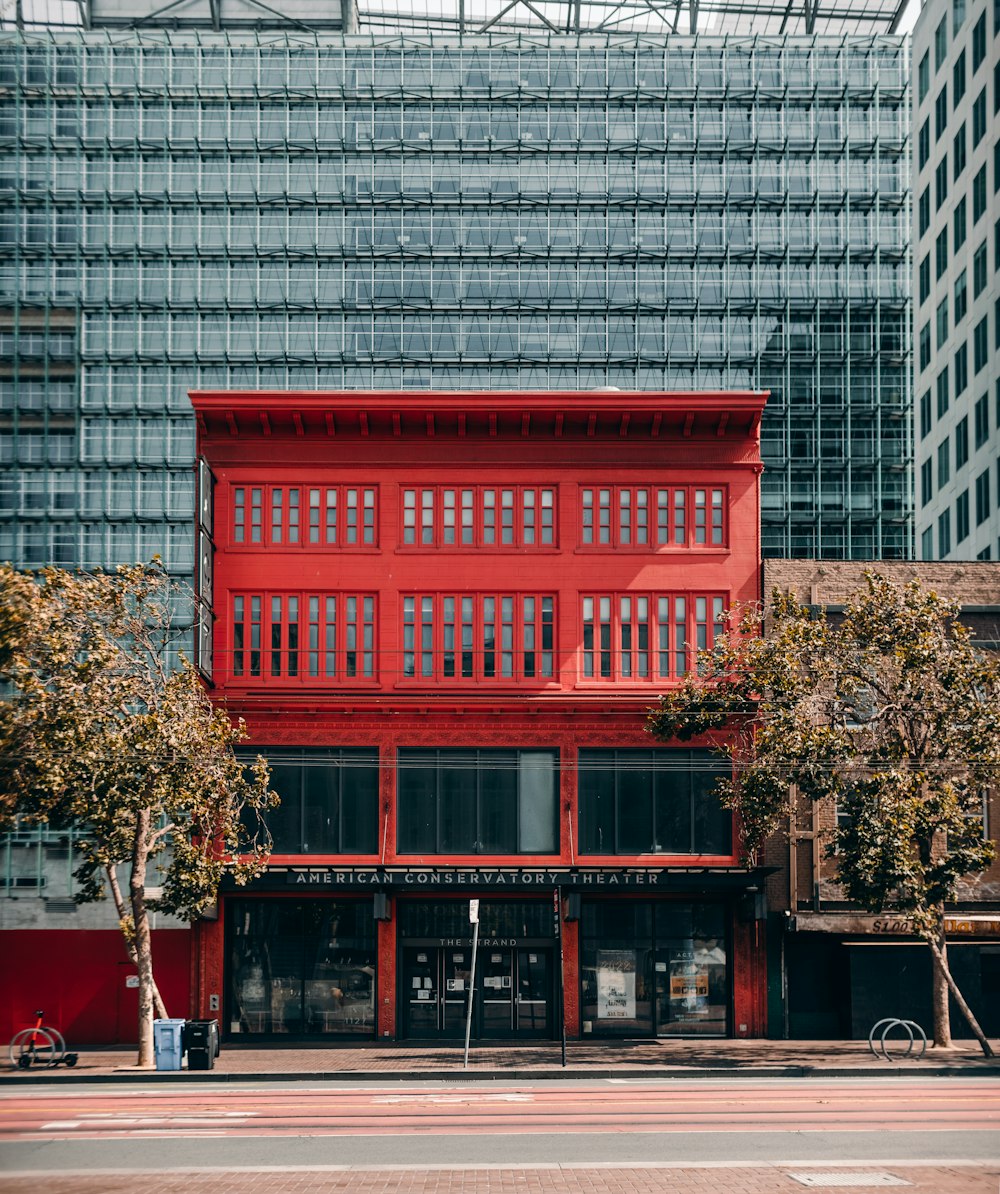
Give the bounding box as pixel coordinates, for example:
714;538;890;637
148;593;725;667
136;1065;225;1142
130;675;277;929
9;1027;58;1069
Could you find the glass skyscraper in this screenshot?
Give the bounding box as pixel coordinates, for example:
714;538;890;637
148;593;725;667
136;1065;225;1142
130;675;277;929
0;28;912;572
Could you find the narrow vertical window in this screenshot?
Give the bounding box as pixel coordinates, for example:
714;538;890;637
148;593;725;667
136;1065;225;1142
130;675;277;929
443;490;456;544
403;489;416;545
523;596;536;677
324;596;336;676
523;489;536;544
421;489;434;545
501;490;515;545
250;488;262;543
233;596;245;675
674;596;687;676
636;490;648;545
619;490;632;545
461;596;475;677
712;596;725;646
325;489;337;544
403;596;415;677
541;489;554;544
711;490;724;545
541;597;554;677
483;490;496;544
501;596;515;677
287;489;300;544
250;597;262;677
346;595;358;676
657;596;670;677
270;596;283;676
674;489;686;545
363;489;376;545
582;489;594;544
599;596;612;678
599;489;612;544
461;490;475;545
636;595;649;677
443;596;456;676
308;595;319;676
287;595;299;676
583;596;595;677
271;489;283;544
620;595;633;675
694;490;707;544
420;595;434;677
234;488;246;543
483;597;496;677
362;596;374;677
346;489;359;545
696;596;708;651
308;489;320;544
657;489;669;544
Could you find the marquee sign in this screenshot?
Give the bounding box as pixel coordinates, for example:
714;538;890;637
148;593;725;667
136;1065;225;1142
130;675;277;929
273;866;763;890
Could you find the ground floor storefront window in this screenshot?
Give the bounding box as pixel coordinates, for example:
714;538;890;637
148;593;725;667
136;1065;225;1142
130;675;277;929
227;899;376;1037
580;899;728;1037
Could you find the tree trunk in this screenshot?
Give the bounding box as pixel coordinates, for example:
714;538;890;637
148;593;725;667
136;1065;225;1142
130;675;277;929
929;917;952;1048
925;930;995;1058
129;811;156;1068
105;865;169;1019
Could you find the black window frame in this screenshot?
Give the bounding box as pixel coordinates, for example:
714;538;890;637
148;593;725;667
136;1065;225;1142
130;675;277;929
972;88;987;146
396;747;559;855
975;391;990;446
956;489;970;542
251;747;380;856
972;164;987;223
578;748;732;857
956;414;970;468
954;48;967;102
953;121;967;178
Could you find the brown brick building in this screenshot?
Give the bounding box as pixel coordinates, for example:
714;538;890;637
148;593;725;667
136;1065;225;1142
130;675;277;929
761;560;1000;1041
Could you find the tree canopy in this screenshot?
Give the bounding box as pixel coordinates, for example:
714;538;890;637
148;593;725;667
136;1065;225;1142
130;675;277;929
0;561;275;1065
647;573;999;1053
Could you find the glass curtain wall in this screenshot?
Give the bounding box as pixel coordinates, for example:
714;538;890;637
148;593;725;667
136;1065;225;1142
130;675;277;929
0;31;911;573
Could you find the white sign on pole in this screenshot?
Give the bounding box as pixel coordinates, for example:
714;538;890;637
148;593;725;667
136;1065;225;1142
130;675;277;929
469;898;479;924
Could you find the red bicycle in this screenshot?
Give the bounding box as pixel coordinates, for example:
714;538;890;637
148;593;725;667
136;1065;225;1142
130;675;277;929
8;1010;77;1070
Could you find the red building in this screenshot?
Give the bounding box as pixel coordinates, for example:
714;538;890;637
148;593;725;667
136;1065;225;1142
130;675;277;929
191;388;768;1042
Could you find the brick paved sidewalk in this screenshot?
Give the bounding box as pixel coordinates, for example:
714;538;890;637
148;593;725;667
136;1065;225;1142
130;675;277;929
1;1165;997;1194
5;1037;999;1081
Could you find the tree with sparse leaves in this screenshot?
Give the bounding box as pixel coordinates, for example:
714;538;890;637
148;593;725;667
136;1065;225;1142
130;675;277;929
0;562;275;1068
647;574;998;1056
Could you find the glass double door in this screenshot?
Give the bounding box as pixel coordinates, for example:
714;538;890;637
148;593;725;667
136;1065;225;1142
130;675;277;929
402;946;551;1040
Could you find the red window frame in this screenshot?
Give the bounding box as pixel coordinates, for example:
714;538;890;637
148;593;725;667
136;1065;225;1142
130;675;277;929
401;592;556;683
230;591;377;683
399;485;557;549
579;485;728;549
230;484;378;549
580;592;727;682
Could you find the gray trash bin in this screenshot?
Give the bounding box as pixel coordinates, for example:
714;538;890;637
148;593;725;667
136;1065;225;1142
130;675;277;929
183;1019;220;1070
153;1018;186;1071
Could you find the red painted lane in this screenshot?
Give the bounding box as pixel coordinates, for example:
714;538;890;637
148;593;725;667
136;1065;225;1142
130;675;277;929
1;1082;997;1141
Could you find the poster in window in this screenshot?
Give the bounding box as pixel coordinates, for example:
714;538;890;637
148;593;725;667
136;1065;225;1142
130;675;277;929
596;949;636;1019
669;950;709;1021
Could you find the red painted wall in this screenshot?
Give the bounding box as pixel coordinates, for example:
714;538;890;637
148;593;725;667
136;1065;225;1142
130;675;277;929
1;929;192;1047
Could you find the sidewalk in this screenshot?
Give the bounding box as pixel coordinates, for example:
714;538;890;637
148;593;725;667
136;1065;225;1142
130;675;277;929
5;1037;1000;1083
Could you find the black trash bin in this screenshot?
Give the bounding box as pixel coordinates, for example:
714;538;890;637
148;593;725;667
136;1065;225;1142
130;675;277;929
184;1019;220;1071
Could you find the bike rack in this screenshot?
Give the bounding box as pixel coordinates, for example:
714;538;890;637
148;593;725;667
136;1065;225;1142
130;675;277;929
867;1017;928;1061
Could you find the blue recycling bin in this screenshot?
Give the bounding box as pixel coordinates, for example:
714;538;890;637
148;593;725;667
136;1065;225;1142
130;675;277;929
153;1018;186;1071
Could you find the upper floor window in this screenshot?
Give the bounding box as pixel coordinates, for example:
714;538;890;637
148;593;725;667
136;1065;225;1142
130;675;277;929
918;50;930;102
972;11;986;70
401;486;555;549
581;592;726;683
580;486;726;549
232;485;377;548
402;592;554;682
257;748;379;855
935;17;948;70
397;748;558;855
231;591;376;682
578;748;732;856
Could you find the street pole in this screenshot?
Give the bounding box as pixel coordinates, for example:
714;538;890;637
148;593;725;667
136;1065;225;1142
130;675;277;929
555;888;566;1067
463;899;480;1070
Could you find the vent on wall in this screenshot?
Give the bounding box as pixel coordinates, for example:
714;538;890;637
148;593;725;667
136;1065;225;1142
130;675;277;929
45;899;77;914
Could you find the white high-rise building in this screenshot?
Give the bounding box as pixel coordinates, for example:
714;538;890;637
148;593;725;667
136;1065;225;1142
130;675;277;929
914;0;1000;559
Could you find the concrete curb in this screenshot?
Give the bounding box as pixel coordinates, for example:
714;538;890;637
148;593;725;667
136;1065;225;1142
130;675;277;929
5;1063;1000;1085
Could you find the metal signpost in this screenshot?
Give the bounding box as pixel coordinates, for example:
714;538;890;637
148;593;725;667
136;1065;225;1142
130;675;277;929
554;888;566;1067
463;898;480;1070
